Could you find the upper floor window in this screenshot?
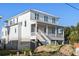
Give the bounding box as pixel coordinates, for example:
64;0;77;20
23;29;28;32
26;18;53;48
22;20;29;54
7;28;10;35
52;18;55;23
24;21;26;27
44;16;48;22
13;19;15;23
10;21;12;25
15;28;16;33
12;19;15;24
52;28;55;34
35;13;39;20
17;18;18;23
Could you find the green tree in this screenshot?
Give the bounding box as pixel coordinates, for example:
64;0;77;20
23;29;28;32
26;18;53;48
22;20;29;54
76;22;79;42
64;27;71;43
68;31;79;44
64;23;79;44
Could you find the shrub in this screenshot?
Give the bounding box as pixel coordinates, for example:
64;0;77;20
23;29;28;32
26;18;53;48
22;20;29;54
21;48;31;56
0;50;17;56
21;48;31;52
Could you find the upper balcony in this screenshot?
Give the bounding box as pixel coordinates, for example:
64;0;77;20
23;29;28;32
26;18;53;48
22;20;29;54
30;10;59;25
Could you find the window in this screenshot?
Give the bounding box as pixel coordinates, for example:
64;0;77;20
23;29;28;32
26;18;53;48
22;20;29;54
59;29;63;34
7;28;10;35
0;40;1;43
24;21;26;27
44;16;48;22
17;18;18;23
52;28;55;34
31;25;35;32
58;28;63;35
13;19;15;23
15;28;16;33
10;21;12;25
35;13;39;20
11;19;15;25
52;18;55;23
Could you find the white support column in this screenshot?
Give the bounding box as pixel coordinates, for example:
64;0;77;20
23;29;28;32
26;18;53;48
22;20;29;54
62;40;64;45
55;40;57;45
62;28;64;45
35;22;37;47
35;22;37;34
18;22;22;50
55;26;57;37
46;25;48;35
63;28;64;37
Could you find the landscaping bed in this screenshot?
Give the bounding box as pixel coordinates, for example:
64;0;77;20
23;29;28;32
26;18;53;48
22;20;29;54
34;44;75;56
0;44;77;56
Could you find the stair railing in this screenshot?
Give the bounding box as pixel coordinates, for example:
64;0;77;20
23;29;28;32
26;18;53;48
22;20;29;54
38;29;51;44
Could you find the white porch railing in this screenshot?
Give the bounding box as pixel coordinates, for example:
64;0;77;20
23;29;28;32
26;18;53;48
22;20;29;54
48;34;55;37
31;30;64;41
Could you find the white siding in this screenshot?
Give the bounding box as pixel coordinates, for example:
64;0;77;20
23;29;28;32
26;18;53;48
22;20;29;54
1;27;7;39
9;12;31;41
9;25;18;41
18;12;31;41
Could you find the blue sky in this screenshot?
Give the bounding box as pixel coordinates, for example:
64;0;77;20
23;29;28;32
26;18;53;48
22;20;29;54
0;3;79;31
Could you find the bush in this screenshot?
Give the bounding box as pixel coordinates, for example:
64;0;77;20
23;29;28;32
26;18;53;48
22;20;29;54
21;48;31;52
21;48;31;56
0;50;17;56
33;52;52;56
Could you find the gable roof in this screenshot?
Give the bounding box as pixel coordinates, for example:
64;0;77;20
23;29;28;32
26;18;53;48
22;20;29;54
7;9;59;21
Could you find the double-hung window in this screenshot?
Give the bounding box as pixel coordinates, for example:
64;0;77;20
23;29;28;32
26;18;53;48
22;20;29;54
52;28;55;34
17;18;18;23
52;18;55;24
24;21;26;27
44;16;48;22
10;21;12;25
35;13;39;20
15;28;16;33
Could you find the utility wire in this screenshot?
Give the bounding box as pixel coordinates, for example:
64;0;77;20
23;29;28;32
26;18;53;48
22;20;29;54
65;3;79;11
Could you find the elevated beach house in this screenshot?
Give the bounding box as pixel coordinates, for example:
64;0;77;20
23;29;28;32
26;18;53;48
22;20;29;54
1;9;64;50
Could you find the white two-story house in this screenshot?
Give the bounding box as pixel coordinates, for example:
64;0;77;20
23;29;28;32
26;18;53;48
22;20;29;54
1;9;64;50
